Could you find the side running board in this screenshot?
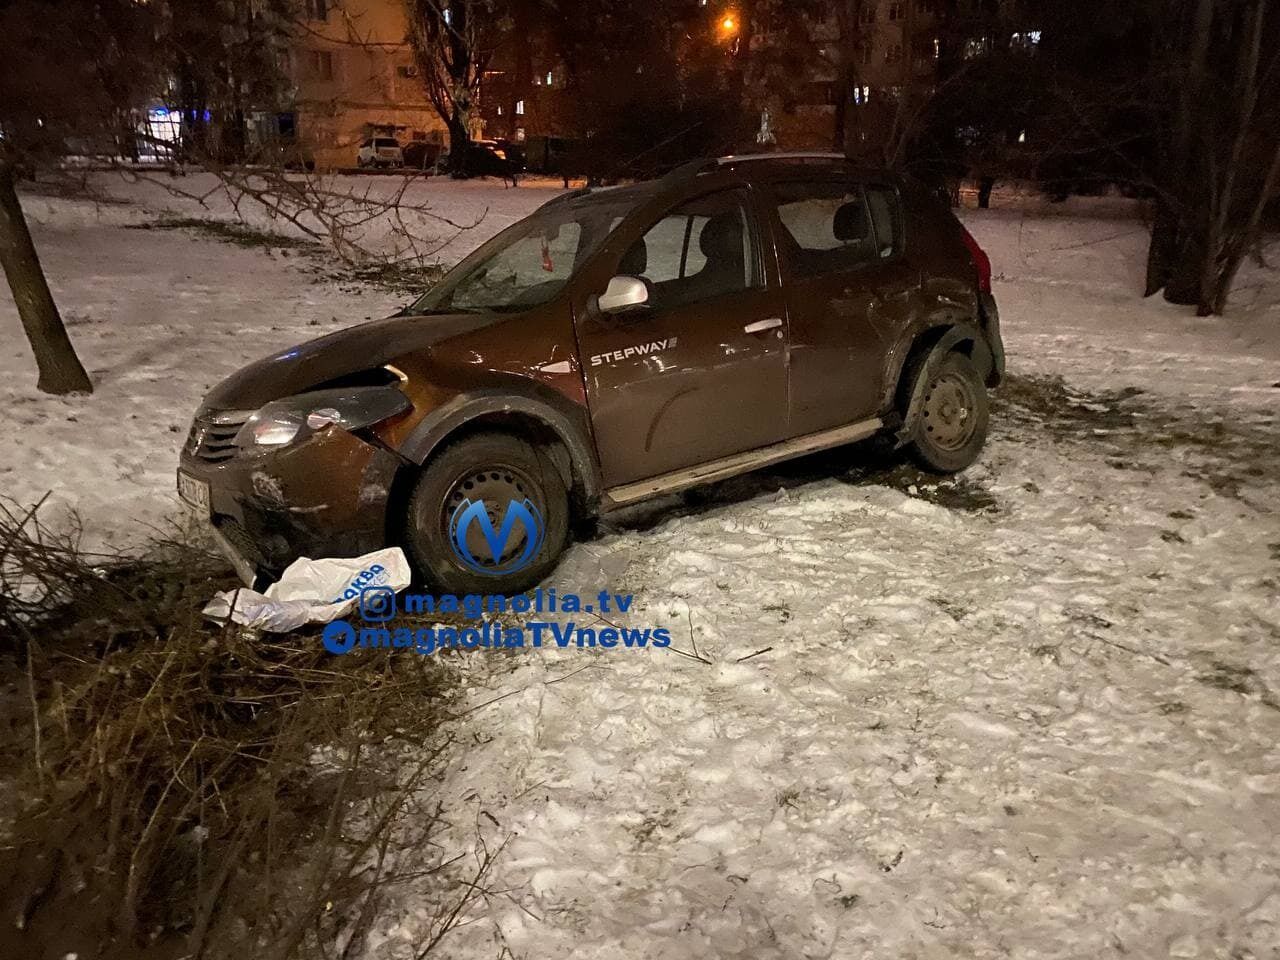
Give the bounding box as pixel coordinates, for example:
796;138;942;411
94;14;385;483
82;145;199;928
603;417;884;509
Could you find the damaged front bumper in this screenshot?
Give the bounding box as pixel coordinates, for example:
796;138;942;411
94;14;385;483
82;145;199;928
179;427;405;586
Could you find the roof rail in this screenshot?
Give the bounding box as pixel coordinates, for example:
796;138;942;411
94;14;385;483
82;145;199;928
662;152;851;184
537;185;593;209
718;152;849;165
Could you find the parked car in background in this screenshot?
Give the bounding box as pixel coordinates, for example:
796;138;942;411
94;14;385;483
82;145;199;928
491;139;526;171
437;140;523;181
523;135;581;179
356;137;404;169
179;153;1003;594
402;140;442;171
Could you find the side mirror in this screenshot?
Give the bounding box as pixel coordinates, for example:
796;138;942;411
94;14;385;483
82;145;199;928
597;275;650;315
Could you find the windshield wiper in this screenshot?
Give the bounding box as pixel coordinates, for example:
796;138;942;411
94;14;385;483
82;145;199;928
408;305;483;316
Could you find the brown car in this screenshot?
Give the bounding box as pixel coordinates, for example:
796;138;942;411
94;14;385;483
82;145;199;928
178;153;1004;594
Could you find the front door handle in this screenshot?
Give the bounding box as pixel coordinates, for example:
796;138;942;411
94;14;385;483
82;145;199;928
743;317;783;334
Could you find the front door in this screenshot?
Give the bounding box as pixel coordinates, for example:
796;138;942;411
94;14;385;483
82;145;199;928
576;187;790;489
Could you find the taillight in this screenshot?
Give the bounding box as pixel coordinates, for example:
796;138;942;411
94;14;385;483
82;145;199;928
959;224;992;294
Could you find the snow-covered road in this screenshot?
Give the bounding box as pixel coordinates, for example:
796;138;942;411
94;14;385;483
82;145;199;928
2;178;1278;958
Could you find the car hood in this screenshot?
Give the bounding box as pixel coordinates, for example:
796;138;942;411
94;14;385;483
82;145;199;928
202;311;500;411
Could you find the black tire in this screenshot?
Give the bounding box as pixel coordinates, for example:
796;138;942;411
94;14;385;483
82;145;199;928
907;352;989;473
404;433;571;595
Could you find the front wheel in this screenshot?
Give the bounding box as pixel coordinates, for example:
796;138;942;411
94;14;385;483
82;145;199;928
907;352;989;473
404;433;570;595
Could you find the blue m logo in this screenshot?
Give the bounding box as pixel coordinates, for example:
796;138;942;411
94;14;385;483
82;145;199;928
448;498;546;576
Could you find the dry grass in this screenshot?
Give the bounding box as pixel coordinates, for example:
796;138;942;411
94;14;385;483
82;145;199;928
0;500;466;959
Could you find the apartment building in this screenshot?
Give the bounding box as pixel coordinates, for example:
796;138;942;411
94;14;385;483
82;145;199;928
758;0;944;151
284;0;446;169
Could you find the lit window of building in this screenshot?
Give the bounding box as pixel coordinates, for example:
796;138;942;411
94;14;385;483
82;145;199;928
515;99;525;115
1011;30;1043;51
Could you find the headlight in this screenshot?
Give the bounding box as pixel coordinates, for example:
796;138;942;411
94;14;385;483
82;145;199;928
235;386;411;452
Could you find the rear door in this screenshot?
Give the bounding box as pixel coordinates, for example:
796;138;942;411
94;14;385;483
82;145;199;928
575;186;790;488
767;177;917;435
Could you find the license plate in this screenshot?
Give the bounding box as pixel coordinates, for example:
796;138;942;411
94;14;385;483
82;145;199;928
177;470;210;515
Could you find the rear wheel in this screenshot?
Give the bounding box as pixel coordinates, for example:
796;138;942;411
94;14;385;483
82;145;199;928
404;433;570;595
907;352;989;473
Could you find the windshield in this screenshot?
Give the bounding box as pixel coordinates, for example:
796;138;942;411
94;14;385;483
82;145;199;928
413;186;654;314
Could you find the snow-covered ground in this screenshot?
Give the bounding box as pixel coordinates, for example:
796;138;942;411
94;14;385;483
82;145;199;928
3;176;1279;958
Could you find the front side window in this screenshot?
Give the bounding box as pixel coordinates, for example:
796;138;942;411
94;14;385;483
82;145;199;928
619;190;761;310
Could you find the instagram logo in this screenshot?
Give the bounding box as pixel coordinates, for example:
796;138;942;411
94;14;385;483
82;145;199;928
359;586;397;622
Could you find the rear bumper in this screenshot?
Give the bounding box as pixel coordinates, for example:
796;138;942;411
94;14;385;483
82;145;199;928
179;428;405;583
979;291;1006;385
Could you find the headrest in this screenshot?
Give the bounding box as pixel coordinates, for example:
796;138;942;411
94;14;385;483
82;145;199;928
619;236;647;275
833;200;869;242
699;211;744;260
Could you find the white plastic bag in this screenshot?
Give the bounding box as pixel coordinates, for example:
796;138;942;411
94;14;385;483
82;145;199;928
203;547;411;632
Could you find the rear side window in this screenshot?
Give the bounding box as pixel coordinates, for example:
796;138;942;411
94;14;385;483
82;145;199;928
773;180;901;277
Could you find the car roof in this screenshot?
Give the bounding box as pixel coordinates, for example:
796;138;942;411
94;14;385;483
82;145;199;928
667;152;896;184
546;154;897;209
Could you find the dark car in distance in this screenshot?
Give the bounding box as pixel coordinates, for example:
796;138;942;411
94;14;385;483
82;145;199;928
178;153;1004;594
402;140;443;171
438;140;523;181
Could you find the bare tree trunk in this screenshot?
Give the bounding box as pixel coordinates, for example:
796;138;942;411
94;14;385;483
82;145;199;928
507;0;535;140
446;1;474;178
0;161;92;395
446;113;471;177
1144;201;1178;296
833;0;866;157
1145;0;1215;299
977;176;995;209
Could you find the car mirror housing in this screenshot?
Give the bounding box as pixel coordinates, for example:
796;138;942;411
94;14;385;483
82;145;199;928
597;275;650;315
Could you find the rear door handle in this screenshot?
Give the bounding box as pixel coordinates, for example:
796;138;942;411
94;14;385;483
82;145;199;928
743;317;783;334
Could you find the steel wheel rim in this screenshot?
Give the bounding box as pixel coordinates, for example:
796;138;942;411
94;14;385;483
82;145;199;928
922;371;978;451
439;462;546;574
